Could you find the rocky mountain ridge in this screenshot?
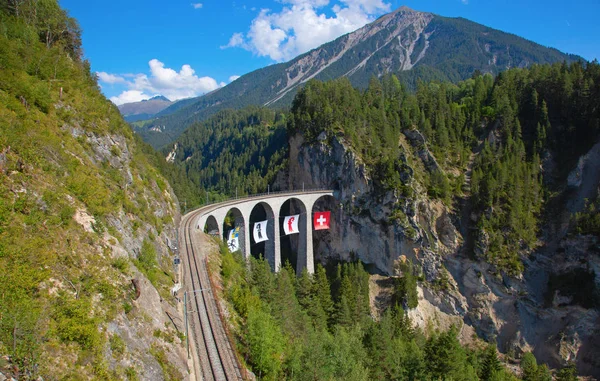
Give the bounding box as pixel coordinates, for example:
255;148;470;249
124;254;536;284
134;6;581;149
264;7;434;107
118;95;174;123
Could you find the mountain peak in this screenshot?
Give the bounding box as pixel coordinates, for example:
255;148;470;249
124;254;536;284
395;5;417;13
374;5;421;24
118;95;174;122
147;95;170;102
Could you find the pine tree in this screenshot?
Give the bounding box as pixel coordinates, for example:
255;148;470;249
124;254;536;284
249;256;274;303
481;344;502;381
521;352;538;381
425;326;467;380
271;262;306;338
246;306;285;379
296;268;313;311
556;362;577;381
394;260;419;309
537;364;552;381
335;294;353;328
314;265;334;328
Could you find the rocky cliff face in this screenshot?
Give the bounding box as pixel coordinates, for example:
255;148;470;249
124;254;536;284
1;104;188;379
284;131;600;377
55;119;188;379
286;132;416;272
67;126;188;380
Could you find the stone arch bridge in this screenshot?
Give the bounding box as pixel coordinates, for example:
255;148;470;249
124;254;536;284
193;190;335;274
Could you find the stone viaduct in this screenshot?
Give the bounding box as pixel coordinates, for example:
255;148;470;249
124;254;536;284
194;190;335;274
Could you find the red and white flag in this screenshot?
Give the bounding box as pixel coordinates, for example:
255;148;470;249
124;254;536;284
313;211;330;230
283;214;300;235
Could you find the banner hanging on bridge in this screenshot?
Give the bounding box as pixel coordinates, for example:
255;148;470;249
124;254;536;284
313;211;331;230
283;214;300;235
253;220;268;243
227;227;240;252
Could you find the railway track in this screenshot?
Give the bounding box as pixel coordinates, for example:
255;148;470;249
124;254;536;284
181;209;242;381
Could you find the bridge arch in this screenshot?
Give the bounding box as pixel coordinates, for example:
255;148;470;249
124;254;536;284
223;207;246;254
203;215;220;237
311;194;339;268
279;197;309;274
249;202;276;268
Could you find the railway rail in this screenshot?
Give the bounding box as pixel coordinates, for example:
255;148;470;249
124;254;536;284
181;208;242;381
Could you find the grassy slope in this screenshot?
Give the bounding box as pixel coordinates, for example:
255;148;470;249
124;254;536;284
0;5;182;379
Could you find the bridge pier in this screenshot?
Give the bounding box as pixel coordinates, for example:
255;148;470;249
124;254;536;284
273;209;281;272
304;215;314;274
243;218;251;261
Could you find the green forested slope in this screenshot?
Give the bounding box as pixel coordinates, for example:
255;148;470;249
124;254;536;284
203;64;599;379
219;249;554;381
164;107;289;203
0;2;183;379
288;61;599;273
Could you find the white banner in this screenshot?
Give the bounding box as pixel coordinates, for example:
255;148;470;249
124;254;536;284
283;214;300;235
227;227;240;252
253;220;269;243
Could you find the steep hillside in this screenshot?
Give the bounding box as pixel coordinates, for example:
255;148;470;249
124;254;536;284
0;3;188;379
135;6;581;149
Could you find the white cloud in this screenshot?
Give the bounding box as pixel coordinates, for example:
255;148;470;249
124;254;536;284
100;59;226;105
110;90;152;105
221;32;246;49
97;72;127;84
229;75;241;82
224;0;391;62
461;0;469;4
191;3;203;9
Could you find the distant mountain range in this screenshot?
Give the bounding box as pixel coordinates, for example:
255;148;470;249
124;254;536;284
132;6;583;148
117;95;174;122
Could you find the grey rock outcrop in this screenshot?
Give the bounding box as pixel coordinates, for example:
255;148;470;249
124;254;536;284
62;124;187;379
403;129;442;173
566;140;600;213
285;132;450;273
285;131;600;377
567;156;585;188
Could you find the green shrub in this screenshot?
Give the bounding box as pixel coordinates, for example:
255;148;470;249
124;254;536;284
110;334;126;356
53;296;101;351
150;344;182;381
112;257;130;274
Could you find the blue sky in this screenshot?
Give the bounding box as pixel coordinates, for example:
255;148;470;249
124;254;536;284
59;0;600;105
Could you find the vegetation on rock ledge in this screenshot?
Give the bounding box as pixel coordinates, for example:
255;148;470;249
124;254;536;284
0;1;181;379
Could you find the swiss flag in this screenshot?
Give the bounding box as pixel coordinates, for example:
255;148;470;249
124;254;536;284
313;211;330;230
